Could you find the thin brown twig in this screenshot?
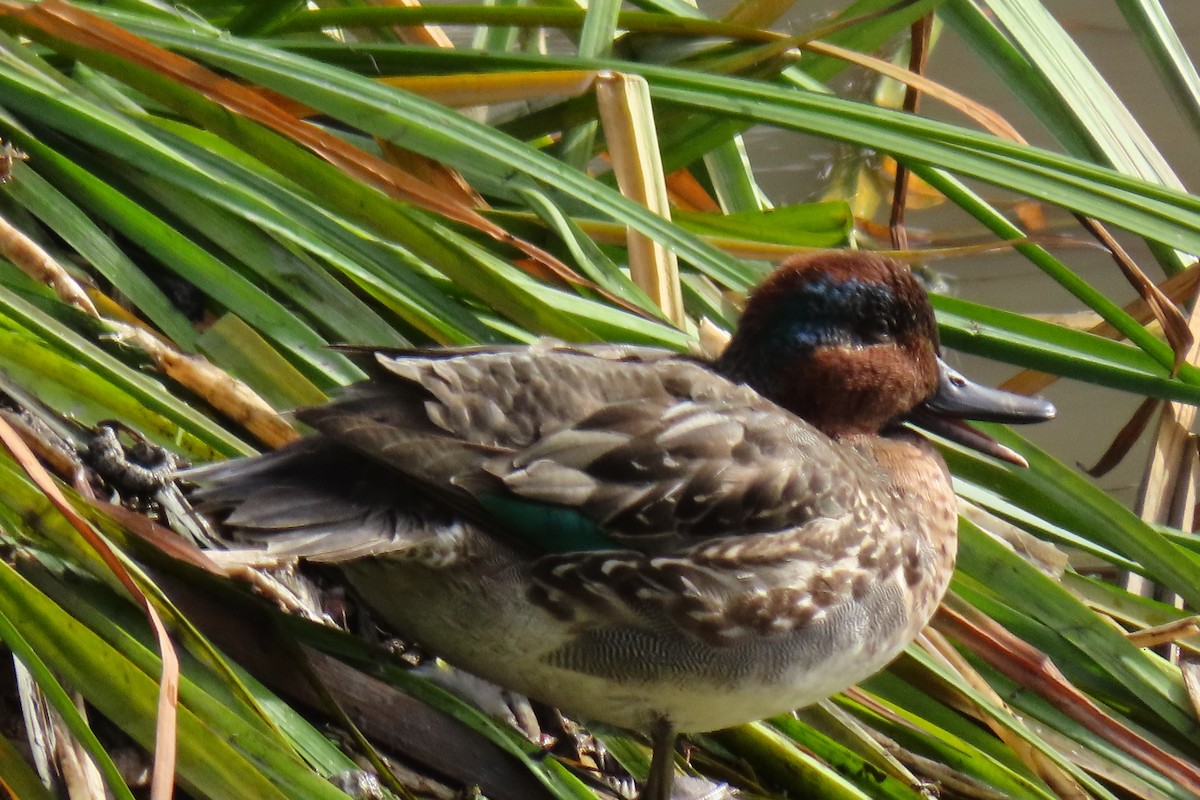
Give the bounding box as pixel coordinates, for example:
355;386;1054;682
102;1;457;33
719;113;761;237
1075;215;1193;374
889;14;933;252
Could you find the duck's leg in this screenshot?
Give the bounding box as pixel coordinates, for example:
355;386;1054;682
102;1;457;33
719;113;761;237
642;718;677;800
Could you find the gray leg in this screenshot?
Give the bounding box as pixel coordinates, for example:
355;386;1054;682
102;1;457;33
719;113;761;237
642;719;676;800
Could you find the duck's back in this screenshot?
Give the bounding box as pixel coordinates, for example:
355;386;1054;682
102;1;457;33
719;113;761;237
277;342;855;547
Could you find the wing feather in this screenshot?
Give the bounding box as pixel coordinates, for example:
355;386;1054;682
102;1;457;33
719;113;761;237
194;341;876;570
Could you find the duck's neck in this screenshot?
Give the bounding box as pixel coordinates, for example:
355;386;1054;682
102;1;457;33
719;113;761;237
856;430;952;498
848;429;958;596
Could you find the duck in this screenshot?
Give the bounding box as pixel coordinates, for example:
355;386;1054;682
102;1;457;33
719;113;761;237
188;251;1055;800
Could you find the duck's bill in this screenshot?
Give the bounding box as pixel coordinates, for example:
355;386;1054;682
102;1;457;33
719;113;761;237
908;359;1056;467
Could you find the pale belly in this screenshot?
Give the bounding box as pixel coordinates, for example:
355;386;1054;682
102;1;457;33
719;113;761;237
342;553;944;733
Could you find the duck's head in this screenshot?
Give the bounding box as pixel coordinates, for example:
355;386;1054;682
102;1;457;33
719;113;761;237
716;251;1054;463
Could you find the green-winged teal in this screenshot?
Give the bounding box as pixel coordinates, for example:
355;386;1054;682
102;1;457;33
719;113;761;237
191;251;1055;799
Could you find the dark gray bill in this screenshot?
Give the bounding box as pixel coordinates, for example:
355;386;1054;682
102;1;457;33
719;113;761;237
922;359;1056;423
907;358;1056;467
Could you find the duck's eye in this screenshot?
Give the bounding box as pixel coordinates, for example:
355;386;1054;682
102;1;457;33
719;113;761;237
861;317;893;344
